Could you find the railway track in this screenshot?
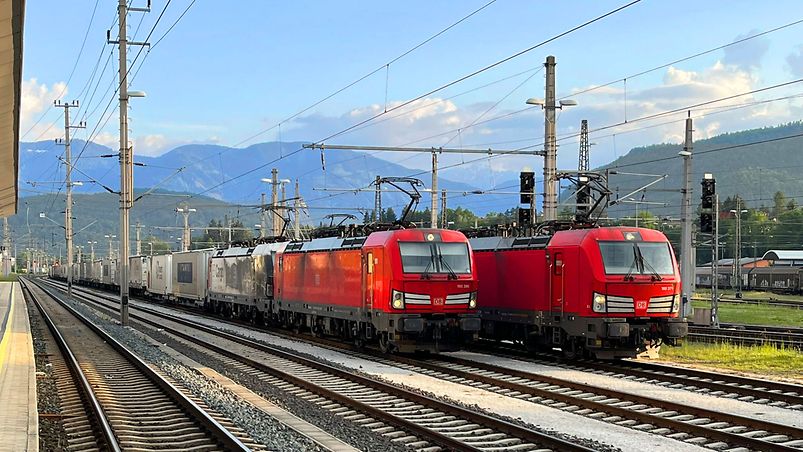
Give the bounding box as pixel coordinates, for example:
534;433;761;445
688;324;803;349
49;279;803;410
467;339;803;409
21;278;254;451
692;296;803;310
38;279;594;452
46;280;803;451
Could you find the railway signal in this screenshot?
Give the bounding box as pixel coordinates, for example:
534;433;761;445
520;171;535;204
700;175;716;234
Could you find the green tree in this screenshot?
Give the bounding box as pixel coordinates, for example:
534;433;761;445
772;191;787;218
381;207;397;223
142;236;171;255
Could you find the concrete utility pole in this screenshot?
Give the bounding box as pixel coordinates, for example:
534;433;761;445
679;115;694;317
712;193;720;327
108;0;149;326
55;100;84;297
374;175;381;223
260;193;267;238
270;169;279;236
2;218;10;276
135;222;142;255
526;56;576;222
88;241;96;261
105;234;116;259
731;199;747;298
430;151;439;228
176;205;196;251
543;56;558;221
440;189;447;229
294;179;301;240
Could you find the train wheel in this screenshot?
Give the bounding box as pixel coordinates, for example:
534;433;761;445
354;336;365;349
378;333;394;354
562;338;581;360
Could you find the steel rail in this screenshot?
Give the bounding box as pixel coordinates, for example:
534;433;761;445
56;283;593;452
20;279;122;452
61;281;800;452
26;278;252;452
45;278;803;407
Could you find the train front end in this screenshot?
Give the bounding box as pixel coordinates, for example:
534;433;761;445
369;229;480;353
560;227;688;358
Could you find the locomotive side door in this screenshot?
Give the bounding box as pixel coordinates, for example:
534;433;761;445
363;249;375;311
550;252;564;318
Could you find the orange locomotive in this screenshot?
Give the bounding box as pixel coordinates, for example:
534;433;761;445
274;228;480;353
471;227;688;359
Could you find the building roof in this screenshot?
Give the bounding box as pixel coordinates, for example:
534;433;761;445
0;0;25;217
699;257;764;267
762;250;803;261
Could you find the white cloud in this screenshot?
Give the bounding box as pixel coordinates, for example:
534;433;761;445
134;134;169;156
786;45;803;78
92;132;118;149
20;78;68;141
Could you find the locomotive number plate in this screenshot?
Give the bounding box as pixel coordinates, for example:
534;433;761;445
433;297;445;306
636;300;647;310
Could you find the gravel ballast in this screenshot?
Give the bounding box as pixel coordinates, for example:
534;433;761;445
48;290;326;452
26;299;70;452
137;302;716;452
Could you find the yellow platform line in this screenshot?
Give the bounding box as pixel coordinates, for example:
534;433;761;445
0;283;16;367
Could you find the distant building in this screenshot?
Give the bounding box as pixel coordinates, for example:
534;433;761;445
761;250;803;266
700;257;769;269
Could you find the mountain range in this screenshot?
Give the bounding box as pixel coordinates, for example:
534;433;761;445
17;120;803;235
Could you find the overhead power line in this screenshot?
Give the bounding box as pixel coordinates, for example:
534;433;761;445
232;0;500;149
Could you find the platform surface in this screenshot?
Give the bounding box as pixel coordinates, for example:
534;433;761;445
0;281;39;451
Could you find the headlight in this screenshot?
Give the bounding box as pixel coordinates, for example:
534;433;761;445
468;291;478;309
391;290;405;309
592;292;606;313
671;294;680;313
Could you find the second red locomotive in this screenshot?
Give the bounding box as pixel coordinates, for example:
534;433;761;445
471;226;688;359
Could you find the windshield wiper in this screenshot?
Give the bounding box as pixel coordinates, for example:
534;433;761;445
624;245;639;281
420;250;434;280
436;246;458;280
636;245;663;281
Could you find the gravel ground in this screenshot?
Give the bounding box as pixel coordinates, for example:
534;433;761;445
53;293;326;452
138;302;624;451
26;300;70;452
147;307;708;452
144;326;410;452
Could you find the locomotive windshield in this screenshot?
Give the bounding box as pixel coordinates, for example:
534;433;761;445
598;241;674;275
398;242;471;274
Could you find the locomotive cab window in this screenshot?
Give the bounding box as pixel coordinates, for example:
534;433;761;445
598;241;674;275
398;242;471;274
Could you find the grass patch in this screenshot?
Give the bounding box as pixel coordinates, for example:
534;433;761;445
0;273;18;282
695;288;803;302
660;342;803;376
691;300;803;328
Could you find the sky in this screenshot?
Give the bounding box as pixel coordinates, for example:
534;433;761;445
20;0;803;186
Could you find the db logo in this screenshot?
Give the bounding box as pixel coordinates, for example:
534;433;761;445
433;297;445;306
636;300;647;310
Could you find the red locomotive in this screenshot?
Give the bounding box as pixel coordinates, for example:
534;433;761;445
470;226;687;359
274;228;480;353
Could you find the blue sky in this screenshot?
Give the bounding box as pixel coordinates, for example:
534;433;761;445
21;0;803;178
